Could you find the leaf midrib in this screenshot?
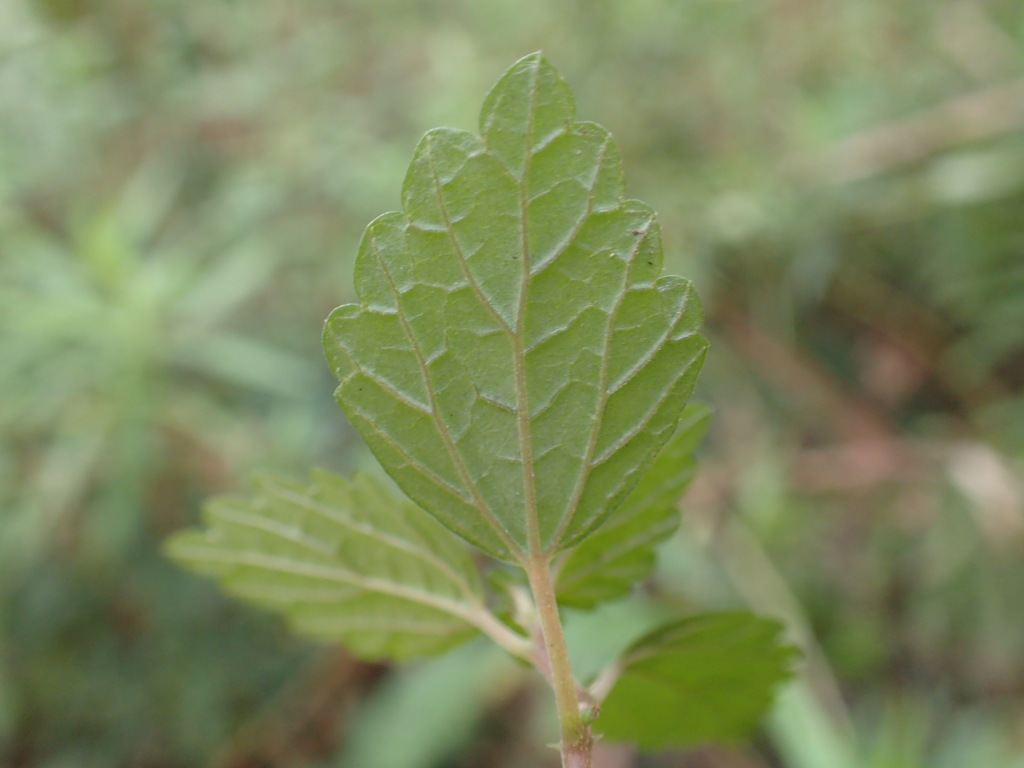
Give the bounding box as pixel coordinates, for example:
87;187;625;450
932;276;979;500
175;542;482;625
514;60;542;559
483;61;622;559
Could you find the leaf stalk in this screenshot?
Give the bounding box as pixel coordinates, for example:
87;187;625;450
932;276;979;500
472;608;533;662
524;555;593;768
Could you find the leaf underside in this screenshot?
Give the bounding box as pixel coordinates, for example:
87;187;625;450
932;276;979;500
163;470;485;660
596;612;799;750
555;403;710;608
323;52;707;562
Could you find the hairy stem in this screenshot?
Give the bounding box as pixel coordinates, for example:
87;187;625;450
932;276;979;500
524;556;592;768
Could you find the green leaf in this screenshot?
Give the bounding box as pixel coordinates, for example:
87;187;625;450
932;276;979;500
163;470;487;660
323;52;707;562
596;612;798;750
555;403;710;608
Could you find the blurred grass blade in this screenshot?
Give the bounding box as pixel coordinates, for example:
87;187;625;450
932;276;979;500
171;330;318;397
769;683;859;768
339;641;518;768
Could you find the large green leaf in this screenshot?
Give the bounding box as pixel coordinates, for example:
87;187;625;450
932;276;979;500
555;403;710;608
323;53;707;562
596;612;797;750
163;470;487;660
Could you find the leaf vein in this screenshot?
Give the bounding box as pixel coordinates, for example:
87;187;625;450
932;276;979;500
546;215;654;550
177;546;480;624
366;222;522;558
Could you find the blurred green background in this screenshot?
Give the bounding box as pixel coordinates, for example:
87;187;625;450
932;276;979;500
2;0;1023;766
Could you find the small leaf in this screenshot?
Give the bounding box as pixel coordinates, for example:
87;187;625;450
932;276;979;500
163;470;487;660
323;52;707;562
555;403;710;608
596;612;798;750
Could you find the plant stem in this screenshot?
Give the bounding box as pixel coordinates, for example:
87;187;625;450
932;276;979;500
524;556;592;768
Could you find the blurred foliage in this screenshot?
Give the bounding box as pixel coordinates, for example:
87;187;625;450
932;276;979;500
1;0;1022;766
